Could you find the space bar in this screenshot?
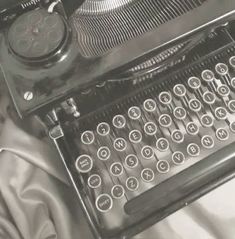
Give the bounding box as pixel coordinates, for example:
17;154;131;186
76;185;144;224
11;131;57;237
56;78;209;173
124;142;235;215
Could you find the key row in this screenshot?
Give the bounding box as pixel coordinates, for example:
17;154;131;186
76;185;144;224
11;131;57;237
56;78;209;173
81;103;235;145
75;126;232;174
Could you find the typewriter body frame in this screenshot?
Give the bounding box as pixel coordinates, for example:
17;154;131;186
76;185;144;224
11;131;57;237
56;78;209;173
1;1;235;239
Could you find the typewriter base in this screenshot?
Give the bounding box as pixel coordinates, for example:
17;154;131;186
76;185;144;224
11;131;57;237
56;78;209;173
50;127;235;239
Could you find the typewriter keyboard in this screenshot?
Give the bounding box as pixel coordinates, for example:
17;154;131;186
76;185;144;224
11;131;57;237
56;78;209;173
73;51;235;218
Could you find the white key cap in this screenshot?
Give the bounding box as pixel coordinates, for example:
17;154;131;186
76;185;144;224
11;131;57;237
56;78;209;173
128;106;141;120
217;85;230;97
186;122;199;135
203;91;216;105
201;135;214;149
144;122;158;135
156;138;169;152
141;145;154;159
201;69;215;82
216;128;229;141
114;138;127;152
156;160;170;173
88;174;102;189
111;185;125;199
129;130;142;143
189;99;202;112
141;168;155;182
95;194;113;213
112;115;126;129
110;162;124;176
75;155;93;173
172;151;185;165
125;154;139;168
159;92;172;105
228;100;235;113
187;143;200;157
143;99;157;112
173;107;187;120
81;131;95;145
97;122;110;136
215;63;229;76
188;77;201;90
159;114;172;128
230;122;235;133
126;177;139;191
229;56;235;68
171;130;184;143
214;107;227;120
173;84;187;97
97;146;111;161
231;78;235;89
200;114;214;127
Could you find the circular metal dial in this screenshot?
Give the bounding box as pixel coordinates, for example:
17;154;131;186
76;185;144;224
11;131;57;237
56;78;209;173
8;9;66;59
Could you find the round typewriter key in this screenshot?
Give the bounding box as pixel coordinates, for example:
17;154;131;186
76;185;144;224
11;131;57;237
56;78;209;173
201;114;214;127
201;69;215;82
128;106;141;120
186;122;199;135
229;56;235;68
187;143;200;157
173;107;187;120
215;63;229;76
188;77;201;89
172;151;185;165
97;146;111;161
159;92;172;105
156;138;169;152
159;114;172;128
112;115;126;129
201;135;214;149
114;138;127;152
231;78;235;89
144;122;157;136
171;130;184;143
143;99;157;112
126;177;139;191
141;168;155;182
230;122;235;133
189;99;202;112
81;131;95;145
110;163;124;177
215;107;227;120
111;185;125;199
216;128;229;141
129;130;142;143
173;84;187;97
156;160;170;174
228;100;235;113
96;194;113;213
125;154;139;168
141;146;154;159
217;85;230;97
88;174;102;189
75;155;93;173
203;91;216;105
97;122;110;136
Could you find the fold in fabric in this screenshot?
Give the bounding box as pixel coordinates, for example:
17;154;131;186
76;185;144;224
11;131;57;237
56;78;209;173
0;78;235;239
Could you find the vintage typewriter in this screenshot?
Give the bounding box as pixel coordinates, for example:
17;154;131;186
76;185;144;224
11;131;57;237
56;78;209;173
1;0;235;238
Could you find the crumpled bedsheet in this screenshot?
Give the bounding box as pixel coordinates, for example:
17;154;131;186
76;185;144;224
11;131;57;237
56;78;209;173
0;78;235;239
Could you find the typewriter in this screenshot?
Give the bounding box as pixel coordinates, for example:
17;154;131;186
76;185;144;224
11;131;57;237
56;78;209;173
1;0;235;238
